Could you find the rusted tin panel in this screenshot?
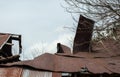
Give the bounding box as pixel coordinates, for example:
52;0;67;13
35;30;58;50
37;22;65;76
52;73;61;77
73;15;95;53
53;55;114;74
85;59;112;74
0;67;22;77
103;58;120;74
85;58;120;74
57;43;71;54
0;34;11;49
22;69;52;77
54;54;86;72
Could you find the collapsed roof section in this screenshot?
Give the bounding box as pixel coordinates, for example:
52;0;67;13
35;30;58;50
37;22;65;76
0;15;120;75
0;33;22;63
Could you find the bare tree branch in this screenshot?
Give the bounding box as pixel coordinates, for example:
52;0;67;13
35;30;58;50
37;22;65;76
64;0;120;40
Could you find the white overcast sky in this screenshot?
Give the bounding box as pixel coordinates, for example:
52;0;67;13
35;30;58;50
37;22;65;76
0;0;77;60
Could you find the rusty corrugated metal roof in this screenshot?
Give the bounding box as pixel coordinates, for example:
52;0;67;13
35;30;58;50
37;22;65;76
0;33;11;49
1;51;120;74
0;15;120;75
0;39;120;74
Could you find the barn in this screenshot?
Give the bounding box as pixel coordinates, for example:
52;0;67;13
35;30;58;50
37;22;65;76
0;15;120;77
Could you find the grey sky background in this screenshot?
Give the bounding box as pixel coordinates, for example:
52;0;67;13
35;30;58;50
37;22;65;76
0;0;76;60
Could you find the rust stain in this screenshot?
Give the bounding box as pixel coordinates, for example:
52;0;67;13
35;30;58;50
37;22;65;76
0;67;22;77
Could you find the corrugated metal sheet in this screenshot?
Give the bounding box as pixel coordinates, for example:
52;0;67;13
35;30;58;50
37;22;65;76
73;15;95;53
22;69;52;77
1;52;120;74
0;33;11;49
0;67;22;77
0;67;55;77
